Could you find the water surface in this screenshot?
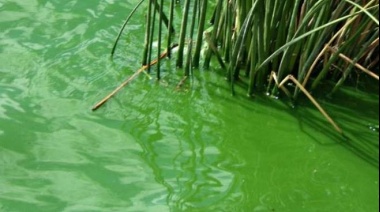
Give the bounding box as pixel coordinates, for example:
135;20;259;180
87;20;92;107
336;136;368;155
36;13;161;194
0;1;378;211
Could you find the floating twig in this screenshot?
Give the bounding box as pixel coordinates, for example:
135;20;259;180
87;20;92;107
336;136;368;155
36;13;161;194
92;44;178;111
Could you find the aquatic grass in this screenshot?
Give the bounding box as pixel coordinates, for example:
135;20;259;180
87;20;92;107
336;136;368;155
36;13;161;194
184;0;199;76
142;0;152;66
157;0;164;79
104;0;379;135
203;0;223;69
193;0;208;67
147;0;157;73
111;0;145;58
309;2;379;92
167;0;175;58
343;0;379;25
176;0;192;68
110;0;378;86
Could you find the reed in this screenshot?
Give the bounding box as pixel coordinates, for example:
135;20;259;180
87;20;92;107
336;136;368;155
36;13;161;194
109;0;379;135
184;0;198;76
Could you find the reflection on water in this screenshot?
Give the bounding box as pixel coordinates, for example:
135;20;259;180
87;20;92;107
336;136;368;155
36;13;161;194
0;0;378;211
118;87;246;210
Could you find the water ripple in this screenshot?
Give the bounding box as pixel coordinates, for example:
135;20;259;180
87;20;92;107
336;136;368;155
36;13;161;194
0;0;378;211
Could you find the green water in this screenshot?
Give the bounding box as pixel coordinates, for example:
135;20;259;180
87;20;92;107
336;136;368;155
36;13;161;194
0;1;378;211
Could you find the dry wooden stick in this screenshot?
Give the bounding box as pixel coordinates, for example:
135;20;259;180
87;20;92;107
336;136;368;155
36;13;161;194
326;45;379;80
92;44;178;111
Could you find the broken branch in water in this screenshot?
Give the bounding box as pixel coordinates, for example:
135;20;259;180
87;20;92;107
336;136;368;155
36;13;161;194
92;44;178;111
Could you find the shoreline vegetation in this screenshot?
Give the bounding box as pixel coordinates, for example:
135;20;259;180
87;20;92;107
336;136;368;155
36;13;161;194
94;0;379;137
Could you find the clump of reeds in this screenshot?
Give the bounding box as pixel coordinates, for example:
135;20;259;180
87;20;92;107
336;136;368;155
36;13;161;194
209;0;379;95
107;0;379;134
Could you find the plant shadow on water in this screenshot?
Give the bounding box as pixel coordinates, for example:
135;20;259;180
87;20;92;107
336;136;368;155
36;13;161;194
220;69;379;168
101;62;379;210
294;104;379;168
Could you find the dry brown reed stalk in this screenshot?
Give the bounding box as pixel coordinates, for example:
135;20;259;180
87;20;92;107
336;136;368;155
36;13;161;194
92;44;178;111
268;71;343;134
302;0;377;89
326;46;379;80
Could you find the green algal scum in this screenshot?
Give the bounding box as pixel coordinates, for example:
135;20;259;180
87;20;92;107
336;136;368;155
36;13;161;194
101;0;378;136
